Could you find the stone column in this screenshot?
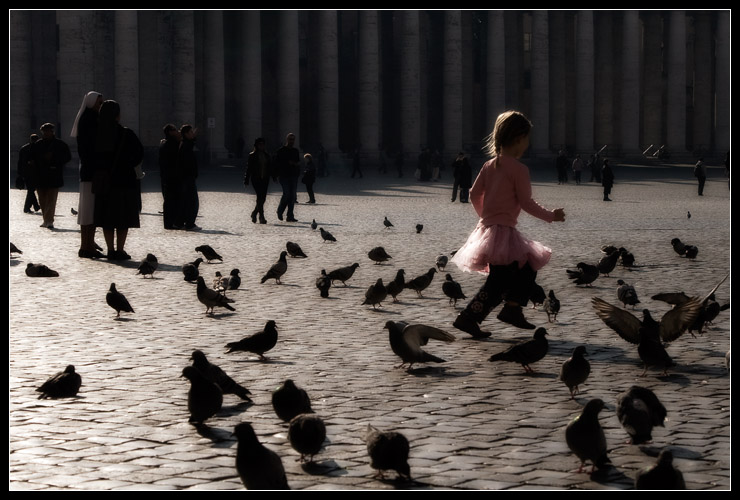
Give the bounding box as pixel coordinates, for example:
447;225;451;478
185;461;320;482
642;11;663;149
278;11;301;149
575;11;594;154
443;10;463;158
358;10;381;157
529;11;549;155
714;10;729;152
548;11;566;152
204;11;227;158
172;11;196;127
486;11;506;130
317;10;339;155
620;10;641;156
666;10;686;154
399;10;421;158
57;10;97;140
593;13;613;154
9;10;32;155
114;11;139;133
692;12;713;153
240;11;262;147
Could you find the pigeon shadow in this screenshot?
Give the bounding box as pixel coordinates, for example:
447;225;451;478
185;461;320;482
588;464;635;489
219;401;254;417
233;358;295;366
205;312;238;319
375;476;434;490
365;308;402;315
638;445;703;460
300;459;345;476
194;424;235;445
113;316;136;322
405;366;474;378
195;229;237;236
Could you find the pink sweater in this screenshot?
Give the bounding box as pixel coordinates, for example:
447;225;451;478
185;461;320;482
469;155;556;227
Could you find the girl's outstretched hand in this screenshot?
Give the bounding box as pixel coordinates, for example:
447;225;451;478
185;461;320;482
553;208;566;222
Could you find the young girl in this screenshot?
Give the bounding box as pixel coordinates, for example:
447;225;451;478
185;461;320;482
451;110;565;338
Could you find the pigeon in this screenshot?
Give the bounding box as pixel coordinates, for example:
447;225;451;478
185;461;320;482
368;246;392;264
225;320;278;361
286;241;307;258
195;244;223;263
618;247;635;268
559;346;590;399
106;282;134;318
405;267;437;297
181;365;223;426
384;216;394;229
10;242;22;257
386;269;406;303
213;271;226;293
25;263;59;277
137;253;158;278
197;276;236;314
613;280;639;309
687;210;691;220
70;207;78;215
600;244;618;255
384;320;456;369
636;322;677;377
311;219;318;230
441;273;466;307
226;268;241;290
634;449;686;490
319;227;336;242
190;350;252;402
542;289;560;322
683;244;698;260
362;278;388;309
616;385;667;444
327;263;360;286
415;224;423;234
234;422;290;490
651;273;729;334
36;365;82;399
565;398;610;474
488;327;549;373
182;257;204;282
596;248;620;277
435;254;448;271
528;283;546;309
365;424;411;481
260;251;288;284
316;269;331;298
566;262;599;287
670;238;687;256
272;379;313;423
288;413;326;464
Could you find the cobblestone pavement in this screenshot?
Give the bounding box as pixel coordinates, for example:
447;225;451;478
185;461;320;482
9;162;731;490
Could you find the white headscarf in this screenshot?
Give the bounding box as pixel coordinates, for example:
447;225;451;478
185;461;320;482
70;91;102;138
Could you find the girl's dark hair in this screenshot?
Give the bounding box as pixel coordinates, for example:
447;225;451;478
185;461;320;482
483;110;532;157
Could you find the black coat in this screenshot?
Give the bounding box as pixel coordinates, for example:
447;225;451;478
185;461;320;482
245;149;274;183
31;137;72;189
159;138;182;185
76;108;98;181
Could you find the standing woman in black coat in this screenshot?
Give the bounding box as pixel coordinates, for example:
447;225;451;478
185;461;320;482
302;153;317;204
244;137;274;224
601;159;615;201
178;124;201;231
92;100;144;260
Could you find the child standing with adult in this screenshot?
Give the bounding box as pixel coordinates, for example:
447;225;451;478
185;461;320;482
450;110;566;338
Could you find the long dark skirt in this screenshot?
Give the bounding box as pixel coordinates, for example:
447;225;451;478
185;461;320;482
94;186;141;229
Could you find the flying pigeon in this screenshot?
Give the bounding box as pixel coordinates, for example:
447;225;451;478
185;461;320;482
634;449;686;490
225;320;278;361
365;424;411;481
137;253;158;278
384;320;456;370
319;227;336;243
441;273;466;307
386;269;406;302
182;257;204;282
36;365;82;399
195;245;223;263
261;251;288;284
368;246;392;264
25;263;59;277
415;224;423;234
637;322;677;377
651;272;729;335
197;276;236;314
288;413;326;464
405;267;437;297
559;346;590;399
528;283;546;309
234;422;290;490
181;365;223;426
286;241;307;258
435;254;448;271
190;350;252;402
616;385;667;444
597;248;620;277
542;289;560;322
362;278;388;309
10;242;22;257
565;398;610;474
311;219;318;230
566;262;599;287
384;216;394;229
272;379;313;423
327;263;360;286
488;327;549;373
616;279;640;309
316;269;331;298
106;282;134;318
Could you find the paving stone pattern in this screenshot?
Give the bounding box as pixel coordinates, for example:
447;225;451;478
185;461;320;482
9;163;730;490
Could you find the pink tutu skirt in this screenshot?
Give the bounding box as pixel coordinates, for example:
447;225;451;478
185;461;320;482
451;222;552;274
